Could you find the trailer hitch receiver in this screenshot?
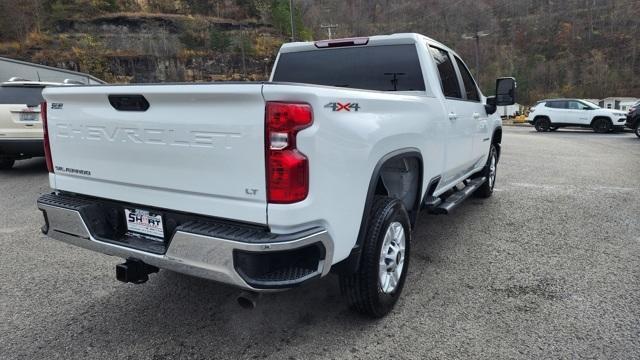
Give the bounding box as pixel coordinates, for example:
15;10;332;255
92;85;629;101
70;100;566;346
116;258;159;284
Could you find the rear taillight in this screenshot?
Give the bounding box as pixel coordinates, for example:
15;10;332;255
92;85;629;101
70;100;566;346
265;102;313;203
41;101;53;173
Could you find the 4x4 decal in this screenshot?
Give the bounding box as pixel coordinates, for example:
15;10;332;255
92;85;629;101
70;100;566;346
325;102;360;112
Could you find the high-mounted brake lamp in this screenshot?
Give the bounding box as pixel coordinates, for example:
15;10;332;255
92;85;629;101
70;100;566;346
314;37;369;48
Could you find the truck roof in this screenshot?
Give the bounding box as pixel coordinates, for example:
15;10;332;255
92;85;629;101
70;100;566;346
539;98;593;102
279;33;451;54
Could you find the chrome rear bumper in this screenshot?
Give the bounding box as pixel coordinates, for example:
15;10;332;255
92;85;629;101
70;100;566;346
38;193;333;291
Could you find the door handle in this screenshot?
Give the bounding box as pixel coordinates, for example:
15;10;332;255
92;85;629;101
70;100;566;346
473;112;481;119
448;112;457;120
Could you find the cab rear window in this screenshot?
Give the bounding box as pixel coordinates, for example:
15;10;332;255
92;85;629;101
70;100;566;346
273;44;425;92
0;86;45;106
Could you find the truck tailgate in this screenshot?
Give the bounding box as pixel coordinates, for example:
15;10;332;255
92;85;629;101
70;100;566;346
43;84;267;224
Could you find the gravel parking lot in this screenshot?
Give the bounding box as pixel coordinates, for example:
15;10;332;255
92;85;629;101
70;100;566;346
1;126;638;359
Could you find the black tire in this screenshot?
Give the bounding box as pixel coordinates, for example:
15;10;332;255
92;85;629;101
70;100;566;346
635;125;640;138
340;196;411;318
592;118;612;133
534;117;551;132
473;144;498;198
0;159;15;170
549;126;559;131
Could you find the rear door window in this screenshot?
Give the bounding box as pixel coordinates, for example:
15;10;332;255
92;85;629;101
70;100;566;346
272;44;425;91
545;101;568;109
569;101;590;110
428;46;462;99
454;56;480;101
0;86;45;106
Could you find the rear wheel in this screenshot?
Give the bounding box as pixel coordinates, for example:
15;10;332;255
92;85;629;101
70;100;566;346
473;144;498;198
340;196;411;318
592;118;612;133
635;125;640;138
0;158;15;170
534;117;551;132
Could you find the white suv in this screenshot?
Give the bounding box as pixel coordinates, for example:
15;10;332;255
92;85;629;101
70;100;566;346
0;80;68;169
527;99;627;133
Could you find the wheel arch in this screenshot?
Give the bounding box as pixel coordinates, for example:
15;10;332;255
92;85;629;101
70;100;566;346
492;127;502;161
533;115;550;123
590;116;612;126
332;148;423;274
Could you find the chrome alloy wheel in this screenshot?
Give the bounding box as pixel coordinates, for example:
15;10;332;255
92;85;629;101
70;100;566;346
488;152;497;189
378;222;406;294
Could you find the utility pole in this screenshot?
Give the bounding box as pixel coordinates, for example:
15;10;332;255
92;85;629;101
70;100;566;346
289;0;295;42
320;24;338;39
239;27;247;77
462;30;490;83
264;57;270;79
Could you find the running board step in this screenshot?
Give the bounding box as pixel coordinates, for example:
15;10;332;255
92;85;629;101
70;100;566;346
422;195;442;208
427;177;487;215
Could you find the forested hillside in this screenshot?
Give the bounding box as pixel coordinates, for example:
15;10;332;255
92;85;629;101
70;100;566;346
1;0;638;104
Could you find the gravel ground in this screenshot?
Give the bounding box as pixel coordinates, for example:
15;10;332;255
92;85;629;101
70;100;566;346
1;127;639;359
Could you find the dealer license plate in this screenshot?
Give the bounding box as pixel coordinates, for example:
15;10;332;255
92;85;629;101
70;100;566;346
125;208;164;240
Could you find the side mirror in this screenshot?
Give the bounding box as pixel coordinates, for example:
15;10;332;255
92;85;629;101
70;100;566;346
495;77;516;106
485;96;497;115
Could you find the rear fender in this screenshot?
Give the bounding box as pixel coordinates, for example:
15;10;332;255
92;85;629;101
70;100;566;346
332;149;422;274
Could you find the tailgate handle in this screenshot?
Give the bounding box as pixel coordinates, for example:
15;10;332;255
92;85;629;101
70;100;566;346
108;95;150;112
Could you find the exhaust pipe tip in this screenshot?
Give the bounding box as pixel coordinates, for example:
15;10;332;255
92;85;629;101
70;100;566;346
237;291;260;309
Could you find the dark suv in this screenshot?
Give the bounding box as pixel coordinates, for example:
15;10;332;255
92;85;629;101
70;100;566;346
626;101;640;138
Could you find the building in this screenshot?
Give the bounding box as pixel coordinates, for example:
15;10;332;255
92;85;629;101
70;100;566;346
0;57;104;84
598;97;639;111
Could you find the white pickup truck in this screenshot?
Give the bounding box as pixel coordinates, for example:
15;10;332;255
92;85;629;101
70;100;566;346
37;33;515;317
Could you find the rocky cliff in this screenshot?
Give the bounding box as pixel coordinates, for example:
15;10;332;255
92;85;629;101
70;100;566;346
3;13;284;83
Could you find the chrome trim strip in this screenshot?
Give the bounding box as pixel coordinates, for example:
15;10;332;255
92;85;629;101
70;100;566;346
38;203;334;291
